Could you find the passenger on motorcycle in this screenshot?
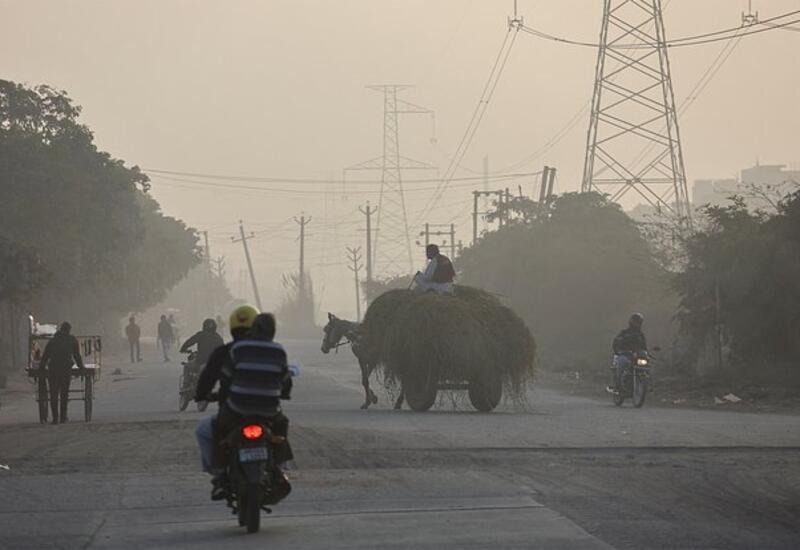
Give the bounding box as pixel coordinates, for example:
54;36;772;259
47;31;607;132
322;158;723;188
194;306;294;501
608;313;648;393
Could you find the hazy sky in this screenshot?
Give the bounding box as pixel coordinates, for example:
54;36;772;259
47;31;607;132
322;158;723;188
3;0;799;320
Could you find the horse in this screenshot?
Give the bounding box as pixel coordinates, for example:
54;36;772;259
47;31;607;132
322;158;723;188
321;313;404;410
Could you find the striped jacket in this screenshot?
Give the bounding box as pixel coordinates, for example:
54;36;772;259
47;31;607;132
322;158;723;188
221;340;290;417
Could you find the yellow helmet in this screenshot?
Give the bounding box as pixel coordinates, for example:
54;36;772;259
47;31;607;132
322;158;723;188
229;304;259;332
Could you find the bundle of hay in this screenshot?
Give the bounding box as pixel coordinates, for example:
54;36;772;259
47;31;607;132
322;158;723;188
361;286;536;410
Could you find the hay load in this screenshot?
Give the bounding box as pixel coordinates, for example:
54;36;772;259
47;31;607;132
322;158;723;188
361;286;536;412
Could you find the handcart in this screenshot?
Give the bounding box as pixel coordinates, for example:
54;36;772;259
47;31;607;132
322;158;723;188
26;315;102;423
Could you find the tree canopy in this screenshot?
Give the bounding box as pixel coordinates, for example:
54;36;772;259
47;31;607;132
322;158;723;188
457;192;677;371
0;80;199;332
675;191;800;372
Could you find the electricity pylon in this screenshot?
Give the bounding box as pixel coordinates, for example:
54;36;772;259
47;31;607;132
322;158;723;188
582;0;692;227
346;85;436;276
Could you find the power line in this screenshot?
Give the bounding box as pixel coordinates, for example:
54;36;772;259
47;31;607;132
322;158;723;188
148;172;537;196
517;9;800;49
415;21;521;226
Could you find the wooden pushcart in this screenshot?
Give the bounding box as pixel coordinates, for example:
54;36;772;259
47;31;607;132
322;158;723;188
26;316;102;423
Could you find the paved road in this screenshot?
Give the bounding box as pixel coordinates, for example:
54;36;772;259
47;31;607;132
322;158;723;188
1;339;799;549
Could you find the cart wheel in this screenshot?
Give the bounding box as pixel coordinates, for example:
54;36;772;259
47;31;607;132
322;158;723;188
404;374;437;412
38;378;49;424
84;374;93;422
468;370;503;412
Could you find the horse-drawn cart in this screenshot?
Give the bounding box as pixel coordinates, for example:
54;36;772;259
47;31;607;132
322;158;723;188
26;316;102;423
323;286;536;412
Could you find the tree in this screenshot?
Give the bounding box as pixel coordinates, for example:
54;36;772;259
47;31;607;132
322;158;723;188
675;191;800;374
457;192;677;372
0;80;198;335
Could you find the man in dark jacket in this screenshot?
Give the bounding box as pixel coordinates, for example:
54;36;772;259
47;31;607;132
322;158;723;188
39;322;85;424
180;318;224;366
608;313;648;393
125;316;142;363
195;307;293;501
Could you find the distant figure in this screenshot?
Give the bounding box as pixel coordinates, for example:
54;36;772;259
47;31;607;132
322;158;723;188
157;315;175;362
608;313;648;393
413;244;456;295
125;316;142;363
39;322;85;424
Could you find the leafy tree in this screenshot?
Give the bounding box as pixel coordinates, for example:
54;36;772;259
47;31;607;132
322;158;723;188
675;191;800;374
457;192;677;373
0;80;199;335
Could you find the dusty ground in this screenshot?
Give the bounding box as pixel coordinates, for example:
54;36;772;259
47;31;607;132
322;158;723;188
1;339;799;549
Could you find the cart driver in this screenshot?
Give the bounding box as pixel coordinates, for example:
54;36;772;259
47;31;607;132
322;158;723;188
413;244;456;295
39;322;85;424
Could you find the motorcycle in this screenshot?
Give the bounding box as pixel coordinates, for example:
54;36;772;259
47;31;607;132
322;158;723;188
206;364;300;534
611;349;656;408
179;351;208;412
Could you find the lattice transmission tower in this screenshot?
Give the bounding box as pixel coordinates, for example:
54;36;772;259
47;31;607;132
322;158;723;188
346;85;436;276
582;0;692;227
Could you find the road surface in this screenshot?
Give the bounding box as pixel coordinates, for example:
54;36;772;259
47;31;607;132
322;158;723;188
1;339;799;549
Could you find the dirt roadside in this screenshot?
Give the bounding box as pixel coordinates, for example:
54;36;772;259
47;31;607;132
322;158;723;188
537;368;800;415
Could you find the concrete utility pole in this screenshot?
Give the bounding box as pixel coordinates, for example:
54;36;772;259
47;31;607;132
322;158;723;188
294;214;312;294
202;231;214;314
231;221;262;311
346;246;363;321
539;166;557;203
358;202;376;284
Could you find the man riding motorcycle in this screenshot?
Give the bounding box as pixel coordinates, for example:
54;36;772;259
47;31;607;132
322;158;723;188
608;313;648;393
194;306;294;501
180;318;225;373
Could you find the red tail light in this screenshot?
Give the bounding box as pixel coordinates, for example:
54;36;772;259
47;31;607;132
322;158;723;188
242;424;264;440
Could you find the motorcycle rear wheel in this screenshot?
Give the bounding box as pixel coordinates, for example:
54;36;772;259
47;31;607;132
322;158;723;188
245;482;261;533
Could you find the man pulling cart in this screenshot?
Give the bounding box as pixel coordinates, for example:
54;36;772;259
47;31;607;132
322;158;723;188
27;315;102;423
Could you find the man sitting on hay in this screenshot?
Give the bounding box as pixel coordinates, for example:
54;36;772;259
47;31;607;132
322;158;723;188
413;244;455;295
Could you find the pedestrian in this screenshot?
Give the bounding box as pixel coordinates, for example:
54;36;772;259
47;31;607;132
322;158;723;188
125;316;142;363
157;314;174;362
39;322;85;424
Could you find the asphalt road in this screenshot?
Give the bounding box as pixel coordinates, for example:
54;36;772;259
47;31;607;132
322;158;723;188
1;339;799;549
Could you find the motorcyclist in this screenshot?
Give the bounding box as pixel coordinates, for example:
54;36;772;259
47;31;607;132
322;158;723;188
180;318;224;377
194;306;294;502
608;313;648;393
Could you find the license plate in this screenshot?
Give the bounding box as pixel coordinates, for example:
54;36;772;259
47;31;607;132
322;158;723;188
239;447;268;463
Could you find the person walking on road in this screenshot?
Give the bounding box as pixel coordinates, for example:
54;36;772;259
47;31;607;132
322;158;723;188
125;316;142;363
39;322;85;424
157;314;175;362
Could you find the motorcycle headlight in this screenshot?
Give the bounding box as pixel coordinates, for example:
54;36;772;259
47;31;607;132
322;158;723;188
637;358;649;366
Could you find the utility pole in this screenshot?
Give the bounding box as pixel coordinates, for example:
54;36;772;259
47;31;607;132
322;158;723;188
472;191;480;244
582;0;692;228
231;221;262;311
202;231;213;314
346;246;363;321
294;214;312;295
358;202;376;284
419;224;456;257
